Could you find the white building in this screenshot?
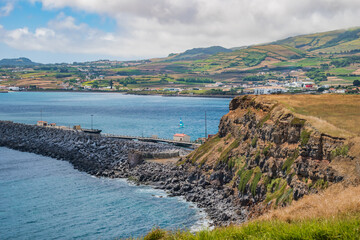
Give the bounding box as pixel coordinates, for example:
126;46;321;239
8;86;20;91
173;133;190;142
253;87;288;95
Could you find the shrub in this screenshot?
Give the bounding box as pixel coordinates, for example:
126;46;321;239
313;179;329;190
254;151;261;163
330;145;349;159
143;227;166;240
263;144;271;156
238;169;254;193
250;167;262;196
251;136;258;148
265;178;292;206
300;130;311;146
291;117;306;127
282;149;299;174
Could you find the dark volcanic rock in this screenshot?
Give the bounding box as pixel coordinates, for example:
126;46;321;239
0;121;246;226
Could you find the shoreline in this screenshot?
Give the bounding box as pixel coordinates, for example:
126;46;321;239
11;89;237;99
0;120;246;226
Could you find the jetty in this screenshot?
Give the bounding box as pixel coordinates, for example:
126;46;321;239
102;133;201;149
35;120;201;149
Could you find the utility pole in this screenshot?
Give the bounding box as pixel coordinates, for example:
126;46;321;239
91;114;93;130
40;109;42;121
205;111;207;139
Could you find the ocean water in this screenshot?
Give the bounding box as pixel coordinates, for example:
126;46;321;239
0;92;230;139
0;92;230;239
0;147;209;239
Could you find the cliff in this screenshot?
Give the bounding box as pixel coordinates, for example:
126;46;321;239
183;95;360;218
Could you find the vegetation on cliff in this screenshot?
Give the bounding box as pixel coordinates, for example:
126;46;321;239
139;94;360;239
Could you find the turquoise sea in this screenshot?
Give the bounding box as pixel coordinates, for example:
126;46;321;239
0;92;230;140
0;92;230;239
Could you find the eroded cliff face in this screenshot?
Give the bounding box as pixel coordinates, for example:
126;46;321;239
185;95;352;218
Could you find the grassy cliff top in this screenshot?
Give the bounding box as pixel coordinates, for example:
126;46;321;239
255;94;360;138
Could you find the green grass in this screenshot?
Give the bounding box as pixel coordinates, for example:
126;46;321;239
251;136;258;148
282;149;299;174
250;167;262;196
290;117;306;127
238;169;254;193
328;68;356;75
140;215;360;239
190;136;221;163
300;130;312;146
330;145;349;159
273;57;326;67
243;52;267;67
265;178;292;206
218;139;240;164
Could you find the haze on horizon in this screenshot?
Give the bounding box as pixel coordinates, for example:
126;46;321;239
0;0;360;64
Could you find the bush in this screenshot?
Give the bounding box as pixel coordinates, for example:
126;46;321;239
250;167;262;196
331;145;349;159
263;144;271;156
143;228;166;240
238;169;254;193
291;117;306;127
300;130;311;146
251;136;258;148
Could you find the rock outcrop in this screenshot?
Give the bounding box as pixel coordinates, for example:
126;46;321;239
183;95;351;219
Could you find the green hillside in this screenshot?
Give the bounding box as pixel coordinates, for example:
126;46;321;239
169;46;233;61
274;27;360;53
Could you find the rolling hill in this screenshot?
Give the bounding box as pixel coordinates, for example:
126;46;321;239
274;27;360;53
0;57;40;67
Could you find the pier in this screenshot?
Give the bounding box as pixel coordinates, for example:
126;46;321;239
102;133;201;149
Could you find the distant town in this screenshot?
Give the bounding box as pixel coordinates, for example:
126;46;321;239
1;27;360;96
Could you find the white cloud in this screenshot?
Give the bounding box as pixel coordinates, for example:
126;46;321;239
3;0;360;60
0;1;14;17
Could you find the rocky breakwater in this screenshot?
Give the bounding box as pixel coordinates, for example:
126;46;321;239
0;121;182;174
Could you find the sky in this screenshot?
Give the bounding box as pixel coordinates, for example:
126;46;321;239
0;0;360;63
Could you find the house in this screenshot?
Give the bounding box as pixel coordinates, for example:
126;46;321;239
301;82;315;88
73;125;82;130
37;121;48;127
173;133;190;142
49;123;56;127
163;88;182;92
253;87;288;95
335;89;346;94
9;86;20;91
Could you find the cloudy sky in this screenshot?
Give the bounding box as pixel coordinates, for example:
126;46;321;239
0;0;359;63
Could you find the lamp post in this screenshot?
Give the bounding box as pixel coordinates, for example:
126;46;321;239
205;111;207;139
91;114;93;130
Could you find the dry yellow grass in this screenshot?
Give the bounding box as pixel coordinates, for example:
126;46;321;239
259;183;360;222
257;94;360;137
